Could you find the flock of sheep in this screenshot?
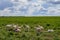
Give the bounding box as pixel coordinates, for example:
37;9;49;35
5;24;54;34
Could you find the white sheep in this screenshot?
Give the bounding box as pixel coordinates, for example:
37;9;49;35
6;24;12;27
39;26;44;30
22;24;30;32
13;24;17;28
6;24;13;29
47;29;54;32
35;25;44;30
6;24;22;32
12;24;20;28
12;24;22;32
25;24;30;28
6;24;13;31
35;27;43;36
35;25;44;33
35;27;41;32
14;28;21;32
14;26;21;32
22;24;30;29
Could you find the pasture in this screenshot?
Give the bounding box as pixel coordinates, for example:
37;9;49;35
0;16;60;40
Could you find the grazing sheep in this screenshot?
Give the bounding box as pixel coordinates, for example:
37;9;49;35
23;24;30;32
6;24;12;27
12;24;20;29
13;25;17;28
18;27;21;29
35;27;41;32
24;24;30;28
12;24;18;28
6;24;21;32
47;29;54;32
12;24;21;32
35;27;41;36
14;28;21;32
35;25;44;36
6;24;13;31
35;25;44;31
39;26;44;30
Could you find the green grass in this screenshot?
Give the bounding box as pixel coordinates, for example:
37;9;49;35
0;16;60;40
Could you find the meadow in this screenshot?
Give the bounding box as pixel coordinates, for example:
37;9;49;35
0;16;60;40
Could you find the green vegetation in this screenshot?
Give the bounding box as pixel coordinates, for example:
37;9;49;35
0;16;60;40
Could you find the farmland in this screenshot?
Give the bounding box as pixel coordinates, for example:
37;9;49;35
0;16;60;40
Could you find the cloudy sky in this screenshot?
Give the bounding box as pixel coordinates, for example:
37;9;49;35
0;0;60;16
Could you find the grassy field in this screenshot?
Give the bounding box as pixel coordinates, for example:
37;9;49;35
0;16;60;40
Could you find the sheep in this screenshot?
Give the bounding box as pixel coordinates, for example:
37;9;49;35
6;24;12;27
23;24;30;28
39;26;44;30
22;24;30;32
6;24;21;32
12;24;21;32
14;28;21;32
35;25;44;36
35;27;41;32
12;24;18;28
35;25;44;31
12;24;20;29
47;29;54;32
6;24;13;31
35;27;41;36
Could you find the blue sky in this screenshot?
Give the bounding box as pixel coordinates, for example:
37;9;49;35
0;0;60;16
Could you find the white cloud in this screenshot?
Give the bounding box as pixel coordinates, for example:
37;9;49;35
0;0;60;16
